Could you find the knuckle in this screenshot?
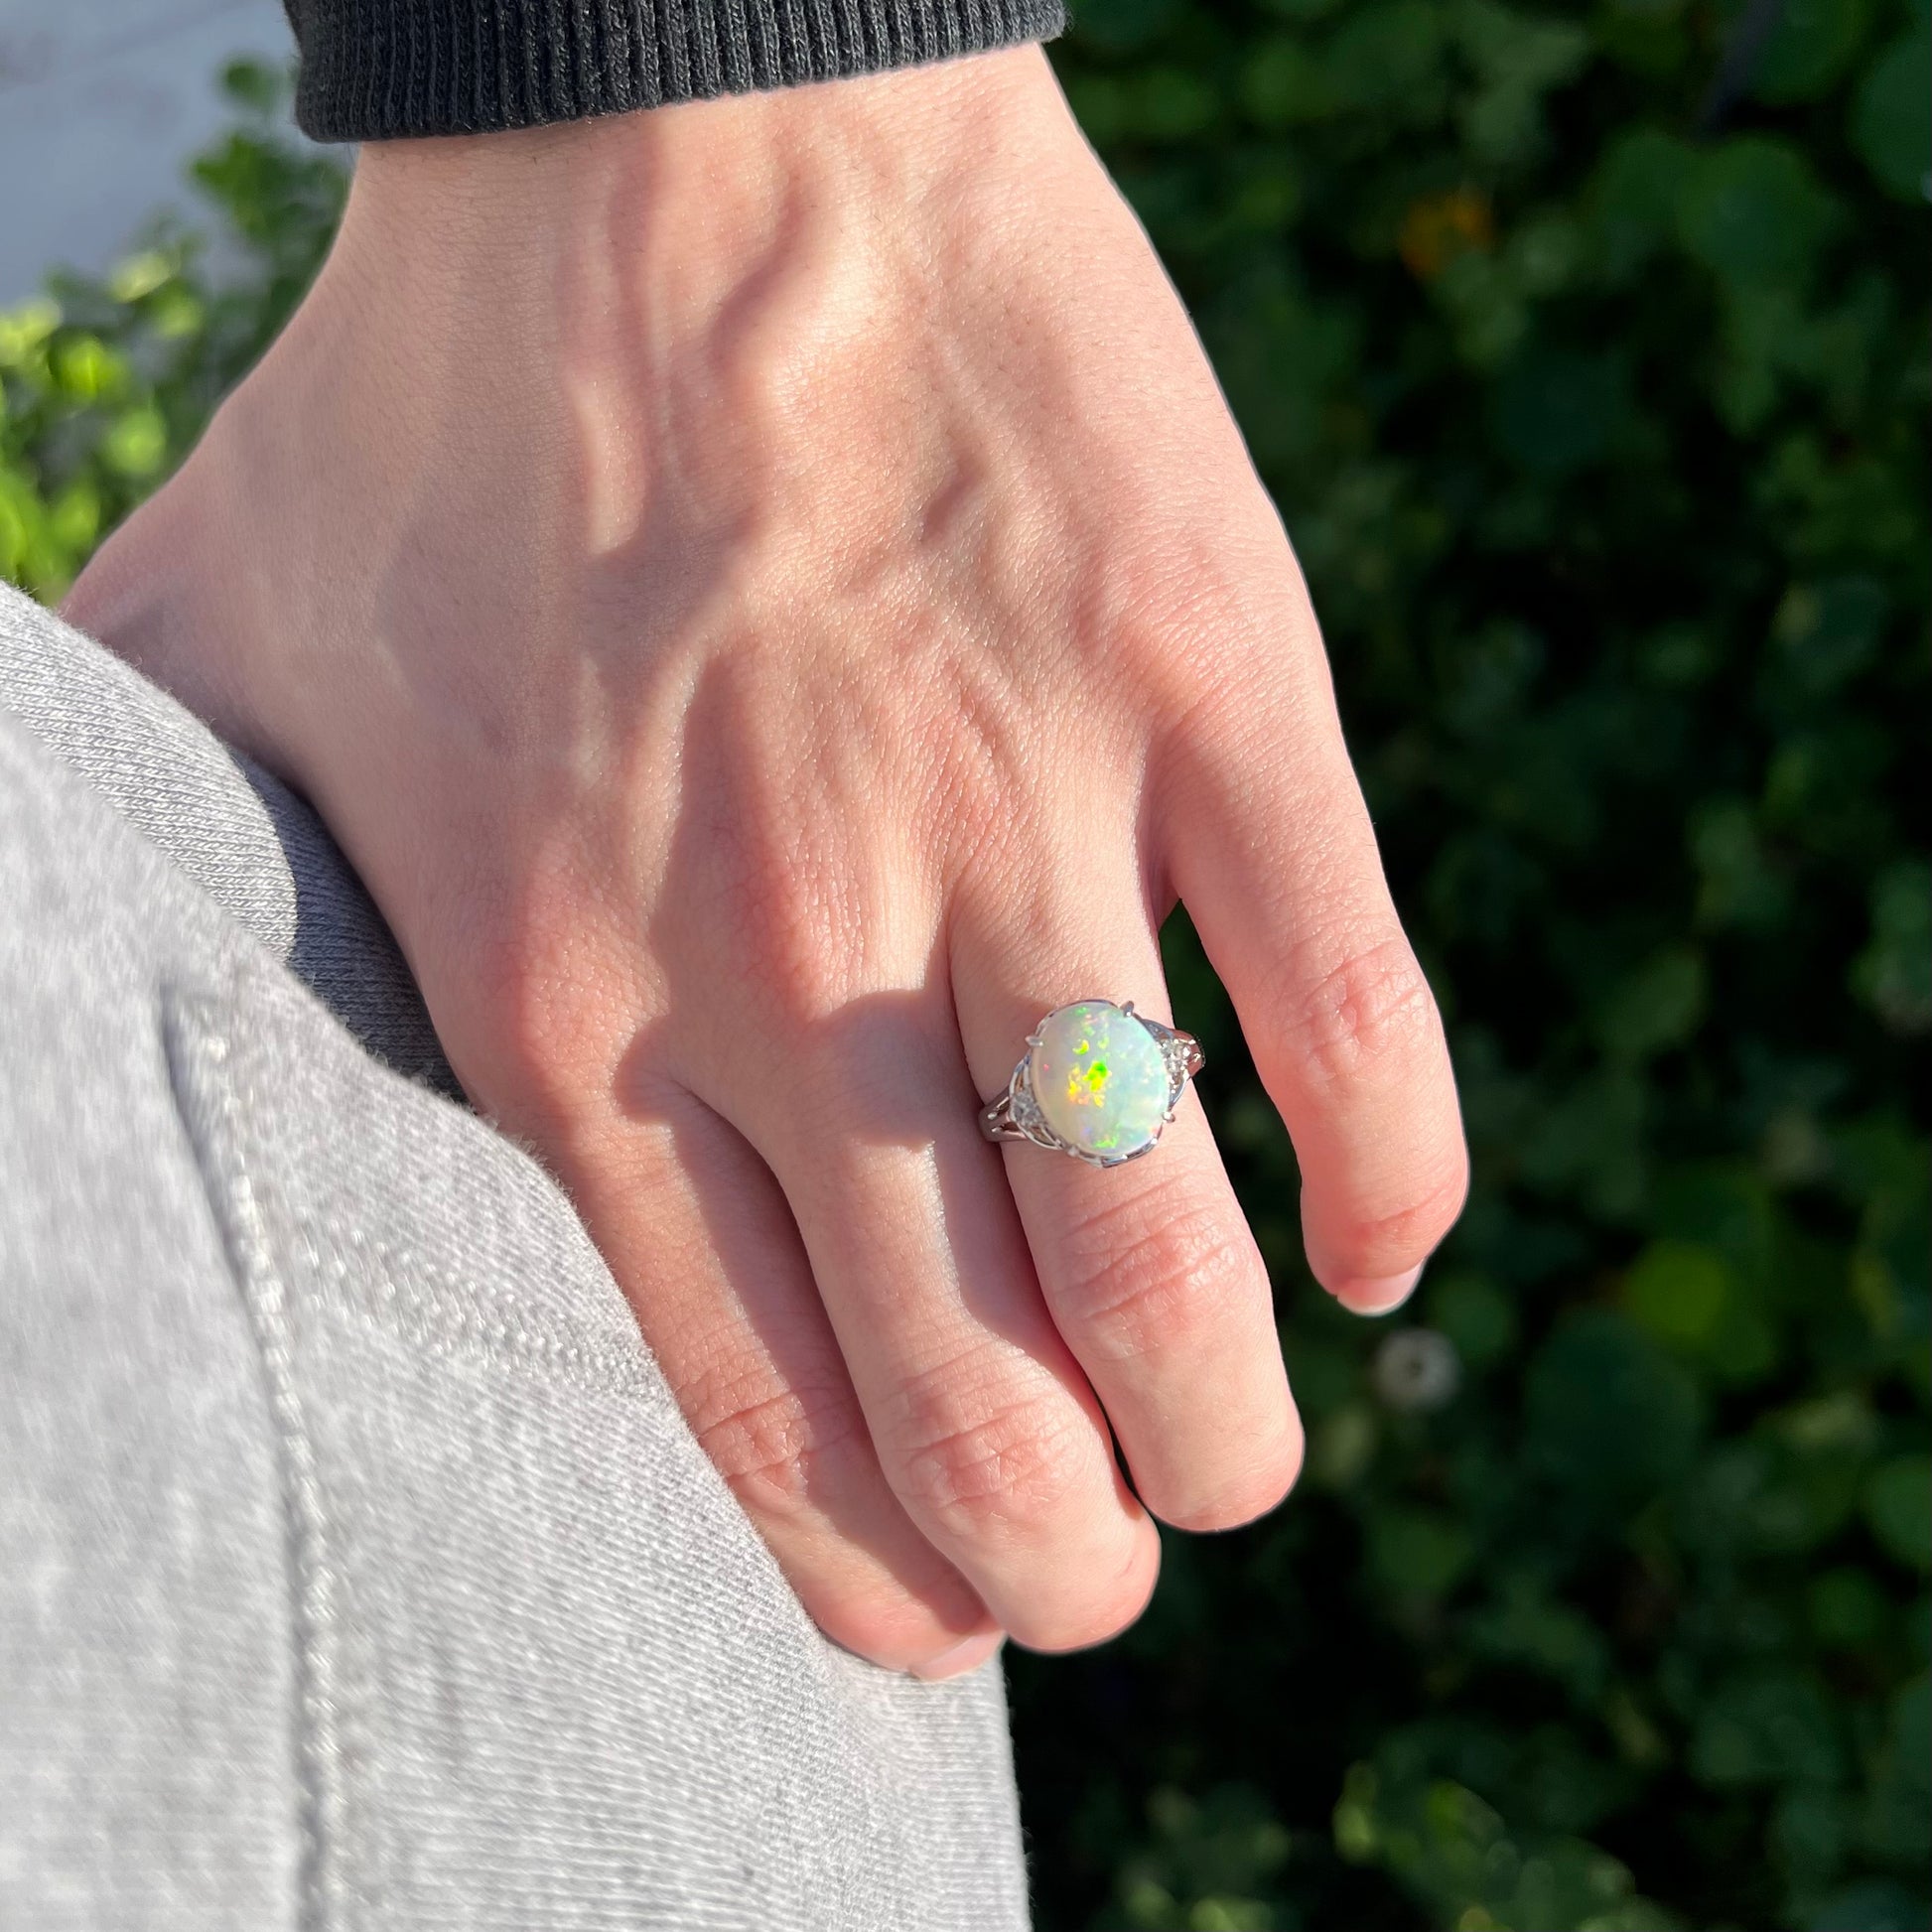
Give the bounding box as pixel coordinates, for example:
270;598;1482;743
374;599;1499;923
889;1368;1098;1540
666;694;875;1033
1109;531;1323;732
438;875;630;1120
1277;934;1441;1096
685;1367;866;1519
699;834;857;1026
1052;1181;1269;1362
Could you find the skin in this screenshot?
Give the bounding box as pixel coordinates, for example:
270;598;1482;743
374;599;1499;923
67;46;1468;1679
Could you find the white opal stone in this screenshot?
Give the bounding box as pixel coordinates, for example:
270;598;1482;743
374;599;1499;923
1029;1002;1172;1161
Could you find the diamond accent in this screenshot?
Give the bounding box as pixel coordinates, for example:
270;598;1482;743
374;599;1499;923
1009;1061;1050;1140
1138;1015;1206;1104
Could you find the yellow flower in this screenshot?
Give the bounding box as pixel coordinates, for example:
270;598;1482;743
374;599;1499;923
1398;189;1496;281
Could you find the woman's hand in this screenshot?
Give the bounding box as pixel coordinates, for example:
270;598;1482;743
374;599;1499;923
68;46;1467;1676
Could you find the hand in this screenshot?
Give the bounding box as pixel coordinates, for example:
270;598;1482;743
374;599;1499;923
69;47;1467;1675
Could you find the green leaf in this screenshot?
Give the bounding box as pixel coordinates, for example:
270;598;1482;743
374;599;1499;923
1771;576;1889;694
1689;1671;1846;1788
1428;1271;1518;1366
1489;348;1629;476
1526;1312;1704;1516
1677;138;1840;289
101;406;168;480
1754;0;1873;102
1325;0;1451;117
1594;0;1693;78
1137;67;1222;140
1113;1784;1294;1930
1858;1674;1932;1863
1771;1784;1852;1888
1806;1879;1932;1932
1242;35;1339;126
1596;948;1707;1061
1455;0;1591;163
1851;861;1932;1035
1624;1240;1729;1348
52;335;128;403
0;298;61;367
1068;0;1184;54
1367;1507;1475;1600
47;483;100;558
1863;1455;1932;1571
1806;1567;1889;1648
106;250;176;304
218;56;286;114
1690;797;1790;931
1467;1575;1610;1699
1851;25;1932;201
148;287;207;343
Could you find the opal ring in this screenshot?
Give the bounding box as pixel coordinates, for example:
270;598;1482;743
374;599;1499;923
980;1000;1204;1169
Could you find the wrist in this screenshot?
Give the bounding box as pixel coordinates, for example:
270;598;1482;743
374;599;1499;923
341;44;1069;299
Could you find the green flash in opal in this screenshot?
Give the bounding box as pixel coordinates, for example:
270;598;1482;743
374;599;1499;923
1030;1003;1171;1160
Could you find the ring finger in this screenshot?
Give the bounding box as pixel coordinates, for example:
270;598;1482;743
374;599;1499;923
949;862;1303;1533
716;981;1163;1653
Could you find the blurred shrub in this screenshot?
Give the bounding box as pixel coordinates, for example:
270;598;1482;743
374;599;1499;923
1019;3;1929;1928
2;20;1927;1932
0;64;344;596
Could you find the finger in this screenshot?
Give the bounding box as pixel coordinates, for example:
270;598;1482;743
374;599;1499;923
950;875;1302;1533
729;988;1162;1654
1166;654;1467;1312
563;1080;1002;1677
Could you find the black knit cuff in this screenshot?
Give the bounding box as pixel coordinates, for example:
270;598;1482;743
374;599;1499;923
283;0;1067;141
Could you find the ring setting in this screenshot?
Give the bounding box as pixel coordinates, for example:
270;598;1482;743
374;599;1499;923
979;1000;1204;1168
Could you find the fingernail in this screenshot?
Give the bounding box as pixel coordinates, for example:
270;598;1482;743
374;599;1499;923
1330;1264;1424;1315
908;1630;1007;1682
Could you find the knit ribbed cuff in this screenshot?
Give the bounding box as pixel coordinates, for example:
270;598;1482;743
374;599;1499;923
284;0;1067;140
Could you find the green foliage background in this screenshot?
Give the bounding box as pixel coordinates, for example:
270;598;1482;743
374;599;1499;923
2;7;1926;1927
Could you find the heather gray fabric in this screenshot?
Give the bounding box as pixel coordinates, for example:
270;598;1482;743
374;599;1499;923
0;580;1030;1932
